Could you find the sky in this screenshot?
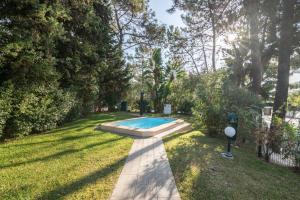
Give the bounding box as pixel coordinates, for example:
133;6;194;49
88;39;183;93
148;0;224;70
147;0;300;84
148;0;184;28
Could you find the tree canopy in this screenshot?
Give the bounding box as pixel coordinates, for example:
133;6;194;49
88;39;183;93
0;0;300;145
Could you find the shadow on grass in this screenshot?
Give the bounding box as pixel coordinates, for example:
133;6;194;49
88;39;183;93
37;135;158;199
46;113;134;134
2;134;100;148
38;156;128;200
1;112;134;147
163;130;192;143
45;113;117;134
163;131;226;200
35;134;191;199
164;131;300;200
0;136;125;169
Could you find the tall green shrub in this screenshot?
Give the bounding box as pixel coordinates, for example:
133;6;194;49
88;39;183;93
222;81;262;141
193;71;227;136
193;70;262;141
168;76;196;114
5;85;75;138
0;0;130;139
0;82;13;139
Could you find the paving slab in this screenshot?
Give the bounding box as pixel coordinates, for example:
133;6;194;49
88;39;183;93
110;137;181;200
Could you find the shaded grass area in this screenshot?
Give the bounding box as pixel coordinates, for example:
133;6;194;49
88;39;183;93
0;112;134;200
164;131;300;200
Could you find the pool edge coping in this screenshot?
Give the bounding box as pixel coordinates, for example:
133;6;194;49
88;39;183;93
100;117;184;137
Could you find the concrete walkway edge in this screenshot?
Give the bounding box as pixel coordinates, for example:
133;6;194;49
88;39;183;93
110;137;181;200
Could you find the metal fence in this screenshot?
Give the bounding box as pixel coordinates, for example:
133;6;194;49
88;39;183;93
269;152;298;168
261;112;300;169
263;135;300;168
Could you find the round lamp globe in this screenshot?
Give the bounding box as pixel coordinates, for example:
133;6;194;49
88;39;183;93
224;126;236;138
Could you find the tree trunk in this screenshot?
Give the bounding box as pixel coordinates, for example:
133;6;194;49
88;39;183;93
273;0;296;120
261;0;279;69
212;23;216;72
245;0;263;94
113;5;124;51
201;36;209;72
209;0;216;72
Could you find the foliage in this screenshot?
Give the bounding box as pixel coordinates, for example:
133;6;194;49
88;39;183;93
193;70;262;141
222;81;263;141
259;117;300;164
0;0;131;138
97;54;132;111
169;0;238;72
288;91;300;112
147;48;164;112
193;71;228;136
111;0;166;50
127;48;187;113
138;48;167;112
0;82;13;139
125;80;144;111
6;85;75;138
280;122;299;163
167;75;196;114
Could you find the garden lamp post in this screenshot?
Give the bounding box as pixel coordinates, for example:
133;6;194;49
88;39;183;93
227;112;238;141
140;60;145;116
140;91;144;116
221;126;236;159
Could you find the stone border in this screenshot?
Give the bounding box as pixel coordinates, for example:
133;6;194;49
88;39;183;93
100;117;184;137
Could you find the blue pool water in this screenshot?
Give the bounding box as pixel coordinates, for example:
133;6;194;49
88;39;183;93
115;117;175;129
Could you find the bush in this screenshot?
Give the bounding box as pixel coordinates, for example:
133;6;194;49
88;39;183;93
0;82;13;139
193;71;227;136
222;81;262;141
177;98;194;114
258;118;300;166
5;85;75;138
135;99;151;113
193;70;262;141
167;76;196;114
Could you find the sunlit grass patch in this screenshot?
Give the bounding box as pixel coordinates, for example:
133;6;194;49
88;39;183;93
0;113;134;200
164;130;300;200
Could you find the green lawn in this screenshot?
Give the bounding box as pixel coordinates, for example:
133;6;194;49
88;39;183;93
0;113;134;200
164;130;300;200
2;113;300;200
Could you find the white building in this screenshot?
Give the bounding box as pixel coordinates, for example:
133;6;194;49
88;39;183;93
263;70;300;128
289;69;300;93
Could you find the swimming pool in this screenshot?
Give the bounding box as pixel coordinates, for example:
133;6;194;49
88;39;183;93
100;117;190;137
114;117;176;129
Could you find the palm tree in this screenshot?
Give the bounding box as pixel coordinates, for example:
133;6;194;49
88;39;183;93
143;48;163;112
143;49;185;113
161;57;186;105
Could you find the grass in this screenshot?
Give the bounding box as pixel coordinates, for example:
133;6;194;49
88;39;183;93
0;112;134;200
2;112;299;200
164;130;300;200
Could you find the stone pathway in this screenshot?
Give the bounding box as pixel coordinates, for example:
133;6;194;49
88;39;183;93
110;137;180;200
